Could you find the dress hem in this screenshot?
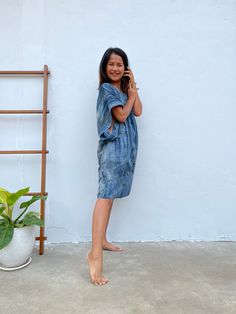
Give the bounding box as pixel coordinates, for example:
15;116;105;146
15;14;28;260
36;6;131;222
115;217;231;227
97;191;130;200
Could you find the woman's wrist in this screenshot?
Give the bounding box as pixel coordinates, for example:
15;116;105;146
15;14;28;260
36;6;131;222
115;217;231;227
128;95;137;102
123;97;134;115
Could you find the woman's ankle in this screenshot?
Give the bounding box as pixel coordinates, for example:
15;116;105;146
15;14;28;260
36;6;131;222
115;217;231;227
90;249;102;259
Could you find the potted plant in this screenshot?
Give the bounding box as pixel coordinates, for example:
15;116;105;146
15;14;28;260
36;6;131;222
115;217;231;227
0;186;46;270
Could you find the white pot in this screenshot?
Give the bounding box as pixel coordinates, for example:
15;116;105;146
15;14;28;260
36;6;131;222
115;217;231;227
0;226;36;268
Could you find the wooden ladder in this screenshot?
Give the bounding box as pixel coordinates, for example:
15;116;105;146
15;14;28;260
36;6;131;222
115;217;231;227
0;65;50;255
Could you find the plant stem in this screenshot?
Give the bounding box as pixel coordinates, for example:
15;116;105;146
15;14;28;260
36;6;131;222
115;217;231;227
13;206;29;224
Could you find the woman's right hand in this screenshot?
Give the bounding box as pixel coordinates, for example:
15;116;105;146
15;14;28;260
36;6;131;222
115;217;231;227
127;81;138;101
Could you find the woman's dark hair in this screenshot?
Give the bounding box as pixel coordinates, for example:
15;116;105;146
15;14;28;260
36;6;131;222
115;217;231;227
99;47;129;94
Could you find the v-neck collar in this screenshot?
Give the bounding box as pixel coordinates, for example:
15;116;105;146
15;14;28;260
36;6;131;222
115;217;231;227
110;83;126;96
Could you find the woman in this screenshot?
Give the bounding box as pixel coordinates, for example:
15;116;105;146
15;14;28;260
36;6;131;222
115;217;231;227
87;47;142;286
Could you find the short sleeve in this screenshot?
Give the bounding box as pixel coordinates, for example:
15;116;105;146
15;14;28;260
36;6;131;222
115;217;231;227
102;83;124;111
96;83;124;142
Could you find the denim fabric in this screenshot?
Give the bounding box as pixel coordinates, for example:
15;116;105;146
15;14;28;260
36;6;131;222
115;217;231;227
96;83;138;199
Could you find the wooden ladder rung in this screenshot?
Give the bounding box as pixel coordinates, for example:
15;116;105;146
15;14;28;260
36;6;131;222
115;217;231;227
0;150;49;154
25;192;48;196
35;236;47;241
0;70;50;75
0;110;49;114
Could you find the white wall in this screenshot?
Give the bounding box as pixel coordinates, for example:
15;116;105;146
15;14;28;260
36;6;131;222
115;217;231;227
0;0;236;242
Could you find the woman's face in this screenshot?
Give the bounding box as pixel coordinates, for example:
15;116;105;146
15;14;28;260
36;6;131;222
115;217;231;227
106;53;125;83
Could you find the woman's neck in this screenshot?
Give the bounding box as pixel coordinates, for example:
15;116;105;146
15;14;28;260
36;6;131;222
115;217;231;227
111;81;121;91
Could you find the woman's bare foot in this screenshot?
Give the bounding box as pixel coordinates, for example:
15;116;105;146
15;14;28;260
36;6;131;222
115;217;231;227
102;240;122;252
86;250;109;286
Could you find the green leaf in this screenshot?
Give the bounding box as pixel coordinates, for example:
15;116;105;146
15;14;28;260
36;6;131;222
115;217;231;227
0;190;8;204
0;187;10;199
7;187;30;207
14;195;46;224
14;223;25;228
0;205;5;216
0;212;11;223
22;211;44;227
20;195;46;209
0;218;7;225
0;187;10;193
0;221;14;250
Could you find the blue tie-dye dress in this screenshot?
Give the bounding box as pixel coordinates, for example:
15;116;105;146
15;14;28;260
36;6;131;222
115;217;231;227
96;82;138;199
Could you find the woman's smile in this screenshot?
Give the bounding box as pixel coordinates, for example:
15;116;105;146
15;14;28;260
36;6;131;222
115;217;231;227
109;72;122;78
106;53;125;83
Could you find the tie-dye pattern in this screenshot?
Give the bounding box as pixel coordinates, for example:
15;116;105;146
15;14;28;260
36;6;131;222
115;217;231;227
96;83;138;199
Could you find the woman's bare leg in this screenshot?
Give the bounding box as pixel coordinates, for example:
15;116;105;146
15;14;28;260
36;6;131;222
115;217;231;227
102;201;122;252
87;198;112;285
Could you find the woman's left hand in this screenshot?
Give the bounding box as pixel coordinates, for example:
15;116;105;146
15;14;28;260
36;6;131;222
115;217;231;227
123;67;137;89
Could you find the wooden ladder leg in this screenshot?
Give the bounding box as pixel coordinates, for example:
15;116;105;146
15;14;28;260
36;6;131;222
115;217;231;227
39;198;45;255
39;65;49;255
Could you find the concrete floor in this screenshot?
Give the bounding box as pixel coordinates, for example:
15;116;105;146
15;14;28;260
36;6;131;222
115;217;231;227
1;242;236;314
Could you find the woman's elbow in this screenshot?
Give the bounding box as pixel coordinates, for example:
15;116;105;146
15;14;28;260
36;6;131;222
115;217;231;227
116;115;126;123
113;111;127;123
112;108;126;123
134;109;142;117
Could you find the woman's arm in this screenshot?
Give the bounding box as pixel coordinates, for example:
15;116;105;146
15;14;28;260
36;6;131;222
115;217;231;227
133;92;142;117
123;66;142;117
111;100;135;123
111;81;138;123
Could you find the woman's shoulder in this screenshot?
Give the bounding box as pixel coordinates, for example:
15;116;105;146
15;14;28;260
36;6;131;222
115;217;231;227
100;82;111;88
100;82;120;94
100;83;128;100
